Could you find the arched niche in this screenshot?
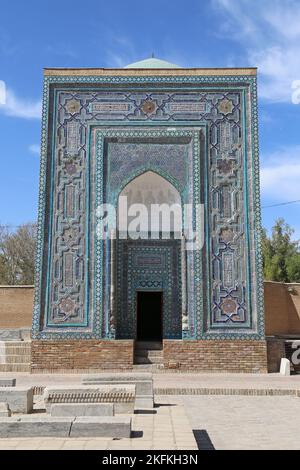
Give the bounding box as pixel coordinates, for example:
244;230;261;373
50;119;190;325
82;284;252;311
117;170;182;238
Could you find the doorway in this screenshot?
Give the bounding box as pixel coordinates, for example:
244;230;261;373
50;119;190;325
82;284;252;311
136;291;163;341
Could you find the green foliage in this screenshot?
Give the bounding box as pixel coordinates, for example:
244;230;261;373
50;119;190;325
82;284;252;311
0;223;36;285
262;218;300;282
286;253;300;283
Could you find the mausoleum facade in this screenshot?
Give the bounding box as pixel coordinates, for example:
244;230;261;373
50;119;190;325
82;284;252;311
31;58;267;372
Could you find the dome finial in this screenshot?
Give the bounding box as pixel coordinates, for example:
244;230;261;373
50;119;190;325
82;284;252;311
151;52;155;58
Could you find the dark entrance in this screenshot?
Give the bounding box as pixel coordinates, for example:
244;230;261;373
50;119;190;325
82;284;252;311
136;291;163;341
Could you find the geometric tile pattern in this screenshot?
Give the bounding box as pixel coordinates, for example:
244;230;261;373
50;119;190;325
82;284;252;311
116;239;182;339
32;72;265;341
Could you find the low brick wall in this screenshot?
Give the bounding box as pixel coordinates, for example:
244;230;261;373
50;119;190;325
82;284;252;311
163;340;268;373
0;286;33;329
31;339;267;373
264;281;300;335
30;340;134;373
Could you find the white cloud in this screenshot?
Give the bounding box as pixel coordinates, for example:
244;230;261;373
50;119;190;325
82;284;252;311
0;83;41;119
28;144;40;155
249;46;300;102
261;145;300;200
101;33;138;68
0;80;5;104
213;0;300;103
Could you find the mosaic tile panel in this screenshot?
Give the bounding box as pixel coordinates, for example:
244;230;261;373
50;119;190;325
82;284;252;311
116;240;182;339
32;73;264;341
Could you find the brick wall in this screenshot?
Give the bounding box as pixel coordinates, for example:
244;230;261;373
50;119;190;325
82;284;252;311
31;339;267;373
0;286;33;328
31;340;134;373
264;281;300;335
163;340;268;373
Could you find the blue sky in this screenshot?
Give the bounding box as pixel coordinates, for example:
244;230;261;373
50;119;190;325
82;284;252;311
0;0;299;238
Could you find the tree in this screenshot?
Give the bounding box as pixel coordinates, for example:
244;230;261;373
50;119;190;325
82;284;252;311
262;218;300;282
0;223;36;285
286;253;300;283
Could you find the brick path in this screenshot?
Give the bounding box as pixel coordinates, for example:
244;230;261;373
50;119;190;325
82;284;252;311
160;395;300;450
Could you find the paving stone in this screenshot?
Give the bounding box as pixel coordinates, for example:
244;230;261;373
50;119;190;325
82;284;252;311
84;439;109;450
0;444;18;449
38;443;65;450
70;416;131;438
50;403;114;417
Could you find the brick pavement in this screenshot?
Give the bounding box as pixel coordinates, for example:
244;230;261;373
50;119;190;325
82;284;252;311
0;402;197;450
161;395;300;450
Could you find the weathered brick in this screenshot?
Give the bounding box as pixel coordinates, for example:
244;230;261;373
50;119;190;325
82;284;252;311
163;340;267;373
31;340;134;372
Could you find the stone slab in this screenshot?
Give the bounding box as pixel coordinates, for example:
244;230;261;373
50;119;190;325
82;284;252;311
0;402;11;417
280;358;291;376
82;373;153;408
0;378;16;387
44;385;135;413
0;387;33;413
50;403;114;417
0;416;73;437
70;416;131;438
0;415;131;438
135;396;154;408
114;402;134;414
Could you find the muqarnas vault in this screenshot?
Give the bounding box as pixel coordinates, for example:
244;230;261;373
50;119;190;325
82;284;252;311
31;58;267;373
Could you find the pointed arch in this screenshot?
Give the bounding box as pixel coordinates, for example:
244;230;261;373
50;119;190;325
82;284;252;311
117;170;183;237
113;167;184;206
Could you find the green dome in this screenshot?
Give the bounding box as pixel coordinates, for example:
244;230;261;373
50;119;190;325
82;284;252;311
124;57;180;69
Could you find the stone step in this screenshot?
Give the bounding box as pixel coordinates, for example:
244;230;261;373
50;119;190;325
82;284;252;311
0;354;31;364
135;348;163;358
0;363;30;373
134;355;163;365
132;363;164;371
135;341;162;350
